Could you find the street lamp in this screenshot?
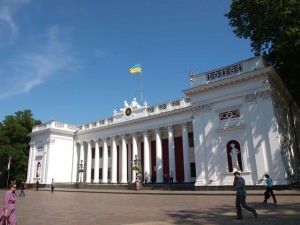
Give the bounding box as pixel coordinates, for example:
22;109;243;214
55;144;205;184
131;154;140;171
79;160;84;183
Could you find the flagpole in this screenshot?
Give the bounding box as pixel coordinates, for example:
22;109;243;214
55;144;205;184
140;70;143;105
6;156;11;188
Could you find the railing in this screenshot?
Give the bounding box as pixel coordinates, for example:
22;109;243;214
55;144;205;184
32;121;77;132
32;97;192;133
189;56;266;87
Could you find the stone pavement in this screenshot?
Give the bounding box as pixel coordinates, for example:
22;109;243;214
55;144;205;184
1;188;299;225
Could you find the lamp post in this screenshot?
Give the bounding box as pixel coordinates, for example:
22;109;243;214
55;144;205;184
79;160;84;183
132;154;140;171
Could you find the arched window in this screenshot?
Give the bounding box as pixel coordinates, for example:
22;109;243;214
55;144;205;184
226;140;243;172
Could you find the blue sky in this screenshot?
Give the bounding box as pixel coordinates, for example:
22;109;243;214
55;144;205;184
0;0;253;125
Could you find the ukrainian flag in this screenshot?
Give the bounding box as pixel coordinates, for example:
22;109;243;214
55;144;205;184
129;64;142;74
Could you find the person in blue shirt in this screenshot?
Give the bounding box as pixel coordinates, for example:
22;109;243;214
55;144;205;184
263;174;277;204
233;171;257;220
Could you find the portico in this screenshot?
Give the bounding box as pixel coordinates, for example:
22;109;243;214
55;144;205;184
73;121;194;184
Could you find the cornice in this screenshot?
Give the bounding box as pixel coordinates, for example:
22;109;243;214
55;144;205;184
28;127;75;137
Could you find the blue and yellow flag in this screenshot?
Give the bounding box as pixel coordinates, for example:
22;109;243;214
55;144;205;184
129;64;142;74
7;158;11;171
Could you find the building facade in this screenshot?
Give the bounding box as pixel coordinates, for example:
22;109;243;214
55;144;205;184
27;57;300;187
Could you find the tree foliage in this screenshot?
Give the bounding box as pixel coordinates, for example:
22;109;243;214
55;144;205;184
0;110;41;187
225;0;300;104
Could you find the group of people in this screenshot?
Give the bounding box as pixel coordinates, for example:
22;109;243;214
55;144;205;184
0;173;277;224
233;171;277;220
0;179;55;225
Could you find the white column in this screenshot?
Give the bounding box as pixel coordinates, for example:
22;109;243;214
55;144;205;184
121;135;128;183
41;144;48;184
182;123;191;182
143;131;151;183
127;140;132;183
132;133;138;183
94;140;100;183
111;137;117;183
30;145;37;183
155;128;164;183
168;126;176;183
102;138;108;183
86;141;92;183
71;142;78;183
26;144;34;183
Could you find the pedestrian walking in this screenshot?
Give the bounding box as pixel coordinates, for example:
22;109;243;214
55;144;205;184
36;180;39;191
0;183;17;225
144;172;148;185
51;178;55;193
135;175;140;191
263;174;277;204
169;170;174;184
233;171;257;220
19;181;26;197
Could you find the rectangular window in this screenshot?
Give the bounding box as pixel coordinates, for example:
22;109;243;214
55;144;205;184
190;162;196;177
108;168;111;179
91;169;94;180
99;147;103;158
99;168;102;179
108;146;111;157
92;147;95;159
188;132;194;147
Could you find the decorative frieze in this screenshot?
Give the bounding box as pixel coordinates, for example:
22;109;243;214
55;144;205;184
207;63;243;81
219;109;240;120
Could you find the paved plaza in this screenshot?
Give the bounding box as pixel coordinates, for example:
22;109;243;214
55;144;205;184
1;188;300;225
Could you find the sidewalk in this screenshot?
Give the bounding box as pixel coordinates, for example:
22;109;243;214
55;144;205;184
36;186;300;196
2;188;299;225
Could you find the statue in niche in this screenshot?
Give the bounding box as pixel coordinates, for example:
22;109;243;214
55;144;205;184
230;143;240;171
227;141;243;172
36;162;41;178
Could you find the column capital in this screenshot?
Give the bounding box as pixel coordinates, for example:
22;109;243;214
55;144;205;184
131;132;138;138
168;125;174;132
155;128;161;134
182;123;188;130
121;134;127;140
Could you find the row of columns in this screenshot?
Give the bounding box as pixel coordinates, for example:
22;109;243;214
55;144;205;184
74;123;191;184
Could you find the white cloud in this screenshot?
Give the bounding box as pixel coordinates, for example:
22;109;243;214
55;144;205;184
0;25;81;100
0;0;31;44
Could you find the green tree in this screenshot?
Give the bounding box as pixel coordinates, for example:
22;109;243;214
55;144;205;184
225;0;300;105
0;110;41;187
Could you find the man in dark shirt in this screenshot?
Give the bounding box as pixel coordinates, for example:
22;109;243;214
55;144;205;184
233;171;257;219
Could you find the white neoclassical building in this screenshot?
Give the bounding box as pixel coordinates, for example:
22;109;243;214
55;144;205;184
27;56;300;187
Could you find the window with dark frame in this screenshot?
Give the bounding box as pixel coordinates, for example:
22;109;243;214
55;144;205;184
99;147;103;158
190;162;196;177
188;132;194;147
92;147;95;159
